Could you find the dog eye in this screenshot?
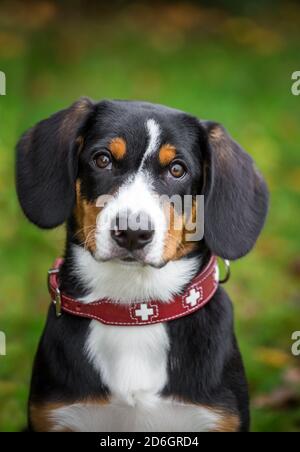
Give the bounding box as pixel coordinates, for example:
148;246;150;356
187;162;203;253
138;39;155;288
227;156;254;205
94;152;112;170
169;161;186;179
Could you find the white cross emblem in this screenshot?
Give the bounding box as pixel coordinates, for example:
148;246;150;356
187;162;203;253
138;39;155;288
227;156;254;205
134;303;155;321
185;288;202;308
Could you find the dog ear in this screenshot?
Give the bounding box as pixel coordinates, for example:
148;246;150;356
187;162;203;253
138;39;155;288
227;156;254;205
16;97;94;229
200;121;269;260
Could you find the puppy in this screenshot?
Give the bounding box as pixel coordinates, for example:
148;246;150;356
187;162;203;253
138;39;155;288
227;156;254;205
16;99;268;432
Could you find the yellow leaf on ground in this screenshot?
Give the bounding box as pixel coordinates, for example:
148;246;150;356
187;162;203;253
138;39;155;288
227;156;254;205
256;347;292;368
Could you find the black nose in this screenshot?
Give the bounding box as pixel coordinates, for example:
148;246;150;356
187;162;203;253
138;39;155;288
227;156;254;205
111;213;154;251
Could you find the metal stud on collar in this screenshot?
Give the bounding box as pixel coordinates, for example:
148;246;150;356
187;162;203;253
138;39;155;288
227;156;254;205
219;259;231;284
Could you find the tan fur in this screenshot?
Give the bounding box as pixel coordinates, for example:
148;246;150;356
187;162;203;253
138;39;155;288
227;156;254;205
210;409;241;432
108;137;127;160
159;144;176;166
163;202;197;262
74;181;101;253
30;402;69;432
30;398;108;432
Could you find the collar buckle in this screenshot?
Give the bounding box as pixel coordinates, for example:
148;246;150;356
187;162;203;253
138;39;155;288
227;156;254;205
219;259;231;284
48;268;62;318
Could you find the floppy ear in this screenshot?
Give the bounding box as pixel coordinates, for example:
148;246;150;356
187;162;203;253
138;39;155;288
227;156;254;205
200;121;269;260
16;97;94;228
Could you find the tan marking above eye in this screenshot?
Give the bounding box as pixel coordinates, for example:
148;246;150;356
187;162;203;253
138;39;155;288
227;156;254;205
108;137;127;160
159;144;176;166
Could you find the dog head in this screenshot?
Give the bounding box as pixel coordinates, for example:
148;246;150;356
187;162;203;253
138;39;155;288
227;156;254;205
16;98;268;267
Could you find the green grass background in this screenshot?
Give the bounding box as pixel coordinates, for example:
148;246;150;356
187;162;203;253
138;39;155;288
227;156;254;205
0;0;300;432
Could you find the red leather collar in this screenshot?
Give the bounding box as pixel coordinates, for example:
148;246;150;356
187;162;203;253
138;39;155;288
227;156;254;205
48;256;219;326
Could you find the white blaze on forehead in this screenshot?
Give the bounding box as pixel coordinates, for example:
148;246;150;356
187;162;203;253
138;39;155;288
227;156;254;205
140;119;161;169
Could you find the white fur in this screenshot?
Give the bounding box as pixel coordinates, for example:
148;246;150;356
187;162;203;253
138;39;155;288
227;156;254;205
58;117;210;431
50;399;222;432
140;119;161;168
59;245;217;432
86;320;169;406
73;245;199;304
92;118;173;267
94;172;167;267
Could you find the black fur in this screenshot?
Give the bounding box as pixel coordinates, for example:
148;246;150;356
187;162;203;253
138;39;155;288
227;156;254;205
200;121;269;260
16;99;269;432
16;98;94;228
163;287;250;432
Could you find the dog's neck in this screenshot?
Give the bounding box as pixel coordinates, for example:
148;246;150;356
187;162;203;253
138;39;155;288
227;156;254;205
60;244;208;305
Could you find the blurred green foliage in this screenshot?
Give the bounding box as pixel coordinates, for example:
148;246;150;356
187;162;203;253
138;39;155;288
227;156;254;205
0;0;300;432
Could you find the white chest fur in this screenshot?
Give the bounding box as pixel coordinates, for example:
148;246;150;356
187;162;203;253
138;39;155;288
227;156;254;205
50;246;224;431
85;320;170;405
49;320;223;432
50;399;222;432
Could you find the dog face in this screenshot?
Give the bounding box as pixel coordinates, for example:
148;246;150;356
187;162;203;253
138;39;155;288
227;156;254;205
75;101;205;267
16;98;268;267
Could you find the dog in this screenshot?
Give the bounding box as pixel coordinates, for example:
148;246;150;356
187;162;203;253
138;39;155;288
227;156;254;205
16;98;268;432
